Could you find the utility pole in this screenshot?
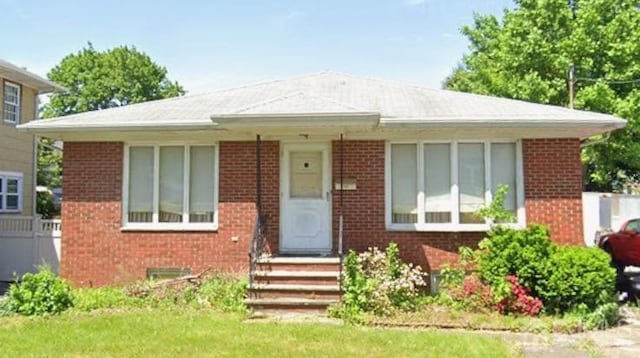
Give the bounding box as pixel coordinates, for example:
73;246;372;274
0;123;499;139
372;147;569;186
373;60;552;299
568;64;575;109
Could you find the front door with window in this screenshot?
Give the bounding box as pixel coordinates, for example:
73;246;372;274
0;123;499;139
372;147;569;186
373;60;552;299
280;143;331;254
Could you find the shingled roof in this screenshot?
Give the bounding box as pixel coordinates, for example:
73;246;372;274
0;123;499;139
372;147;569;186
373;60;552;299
19;71;625;134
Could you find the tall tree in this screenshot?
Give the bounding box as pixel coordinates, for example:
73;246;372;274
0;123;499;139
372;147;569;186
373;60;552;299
43;43;185;117
37;44;185;216
445;0;640;192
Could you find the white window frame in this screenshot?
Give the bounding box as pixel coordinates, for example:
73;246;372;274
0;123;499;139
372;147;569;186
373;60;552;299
0;171;23;213
122;142;219;231
385;140;525;232
3;81;21;124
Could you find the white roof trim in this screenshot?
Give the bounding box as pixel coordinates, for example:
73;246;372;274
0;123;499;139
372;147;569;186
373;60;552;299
212;112;380;130
0;59;66;93
19;121;220;133
380;117;626;128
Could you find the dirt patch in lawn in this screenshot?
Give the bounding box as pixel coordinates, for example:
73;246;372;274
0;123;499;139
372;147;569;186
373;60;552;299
368;305;587;334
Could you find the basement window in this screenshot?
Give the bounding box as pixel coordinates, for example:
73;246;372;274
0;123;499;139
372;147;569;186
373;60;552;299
386;140;525;231
123;144;218;230
146;267;191;280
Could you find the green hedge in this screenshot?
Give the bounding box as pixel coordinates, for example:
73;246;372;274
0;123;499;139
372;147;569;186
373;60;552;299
536;246;616;313
477;224;554;293
476;224;617;314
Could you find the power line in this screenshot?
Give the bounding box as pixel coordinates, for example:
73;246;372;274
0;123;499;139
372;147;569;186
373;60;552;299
576;77;640;85
567;63;640;108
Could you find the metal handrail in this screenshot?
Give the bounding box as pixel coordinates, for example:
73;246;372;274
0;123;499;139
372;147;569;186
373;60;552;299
248;214;266;291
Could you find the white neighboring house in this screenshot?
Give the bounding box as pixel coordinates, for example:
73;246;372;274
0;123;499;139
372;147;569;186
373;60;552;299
0;59;65;282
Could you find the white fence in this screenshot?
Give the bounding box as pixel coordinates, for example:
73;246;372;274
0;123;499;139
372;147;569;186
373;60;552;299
583;192;640;246
0;216;61;281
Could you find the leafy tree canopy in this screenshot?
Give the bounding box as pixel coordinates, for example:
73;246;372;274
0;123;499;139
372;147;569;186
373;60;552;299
43;43;185;117
445;0;640;192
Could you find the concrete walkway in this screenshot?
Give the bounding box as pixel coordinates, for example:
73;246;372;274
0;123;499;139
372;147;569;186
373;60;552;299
496;307;640;357
580;307;640;358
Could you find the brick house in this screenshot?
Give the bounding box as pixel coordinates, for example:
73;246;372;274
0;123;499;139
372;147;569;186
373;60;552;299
20;72;624;303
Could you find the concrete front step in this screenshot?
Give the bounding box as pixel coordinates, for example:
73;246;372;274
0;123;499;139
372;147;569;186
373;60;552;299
257;257;340;264
252;283;340;291
246;297;339;313
253;270;340;285
253;270;340;277
249;256;343;313
256;257;341;272
250;291;341;299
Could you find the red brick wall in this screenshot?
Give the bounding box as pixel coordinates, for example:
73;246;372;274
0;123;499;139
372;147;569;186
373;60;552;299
523;138;583;244
61;141;279;286
62;138;583;285
331;140;484;272
331;139;584;271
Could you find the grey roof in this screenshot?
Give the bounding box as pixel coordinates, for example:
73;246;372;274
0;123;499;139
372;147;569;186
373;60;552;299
19;71;625;131
0;59;66;93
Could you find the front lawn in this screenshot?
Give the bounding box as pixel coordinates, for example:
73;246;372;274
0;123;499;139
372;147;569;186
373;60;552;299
0;309;517;357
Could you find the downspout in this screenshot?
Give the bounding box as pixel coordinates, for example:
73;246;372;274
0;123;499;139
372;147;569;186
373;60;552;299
580;131;611;148
249;134;263;292
338;133;344;292
339;133;344;257
256;134;262;219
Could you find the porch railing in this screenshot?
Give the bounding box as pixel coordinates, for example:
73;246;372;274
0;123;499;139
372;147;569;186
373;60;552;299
39;219;62;237
248;214;267;290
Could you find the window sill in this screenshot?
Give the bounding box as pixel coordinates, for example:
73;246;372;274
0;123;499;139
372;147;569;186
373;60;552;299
386;223;524;232
121;223;218;232
3;120;18;125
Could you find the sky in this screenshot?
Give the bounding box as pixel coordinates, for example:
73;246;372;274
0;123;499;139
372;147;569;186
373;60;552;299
1;0;513;94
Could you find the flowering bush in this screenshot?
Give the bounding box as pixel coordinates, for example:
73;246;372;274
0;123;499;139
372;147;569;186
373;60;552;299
495;275;543;316
335;243;426;319
448;274;494;312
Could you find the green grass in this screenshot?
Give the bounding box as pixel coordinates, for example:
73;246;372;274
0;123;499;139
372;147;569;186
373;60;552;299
0;309;517;357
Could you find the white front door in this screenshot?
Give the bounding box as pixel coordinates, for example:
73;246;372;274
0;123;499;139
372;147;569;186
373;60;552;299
281;143;331;254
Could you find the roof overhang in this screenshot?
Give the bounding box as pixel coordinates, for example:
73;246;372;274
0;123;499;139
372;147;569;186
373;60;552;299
379;117;626;139
210;112;381;132
0;59;66;93
18;113;624;141
18;120;220;133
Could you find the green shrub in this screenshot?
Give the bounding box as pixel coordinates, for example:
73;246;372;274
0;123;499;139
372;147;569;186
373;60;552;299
439;246;476;290
8;268;73;315
475;185;516;223
334;250;375;321
0;297;13;317
583;302;620;330
196;275;248;313
477;224;554;293
536;247;616;313
72;287;142;311
334;243;426;320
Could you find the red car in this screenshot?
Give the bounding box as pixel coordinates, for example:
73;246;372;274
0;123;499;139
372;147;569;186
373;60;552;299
597;218;640;270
